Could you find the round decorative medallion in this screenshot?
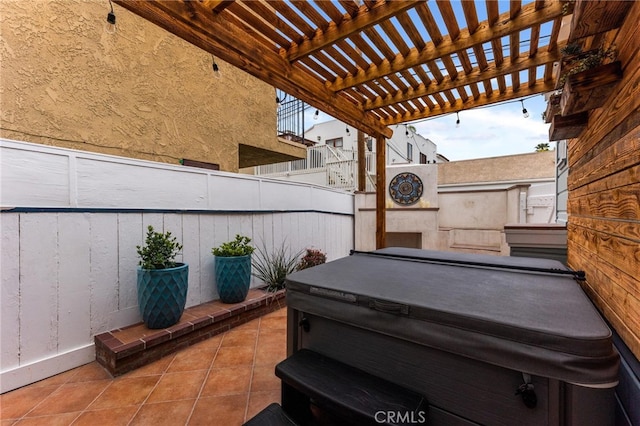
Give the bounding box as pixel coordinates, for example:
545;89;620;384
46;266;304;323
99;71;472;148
388;172;423;205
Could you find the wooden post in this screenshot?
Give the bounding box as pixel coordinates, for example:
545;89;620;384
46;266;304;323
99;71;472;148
376;135;386;249
357;130;366;192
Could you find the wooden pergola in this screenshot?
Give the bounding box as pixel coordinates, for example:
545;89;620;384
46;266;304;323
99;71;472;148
113;0;621;248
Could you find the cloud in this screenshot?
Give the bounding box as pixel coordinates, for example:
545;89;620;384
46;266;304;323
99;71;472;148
413;97;551;160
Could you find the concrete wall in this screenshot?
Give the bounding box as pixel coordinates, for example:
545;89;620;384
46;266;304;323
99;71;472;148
0;0;278;172
0;139;354;393
355;157;556;255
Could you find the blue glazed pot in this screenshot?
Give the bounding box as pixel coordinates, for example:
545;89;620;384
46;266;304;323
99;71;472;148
137;263;188;329
215;255;252;303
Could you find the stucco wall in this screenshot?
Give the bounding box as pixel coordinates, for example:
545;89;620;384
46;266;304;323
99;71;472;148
438;150;555;184
0;0;276;172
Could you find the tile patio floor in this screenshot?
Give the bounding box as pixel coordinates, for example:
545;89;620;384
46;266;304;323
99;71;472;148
1;308;286;426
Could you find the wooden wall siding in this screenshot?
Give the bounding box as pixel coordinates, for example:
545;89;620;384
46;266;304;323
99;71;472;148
0;140;354;393
566;1;640;359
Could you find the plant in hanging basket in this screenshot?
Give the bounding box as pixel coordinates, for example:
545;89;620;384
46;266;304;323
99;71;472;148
556;44;622;115
556;44;616;88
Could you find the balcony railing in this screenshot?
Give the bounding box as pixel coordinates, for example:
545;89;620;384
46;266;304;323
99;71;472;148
254;145;377;191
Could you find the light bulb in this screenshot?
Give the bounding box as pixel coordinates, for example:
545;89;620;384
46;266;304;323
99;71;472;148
521;100;529;118
105;0;116;34
313;110;319;120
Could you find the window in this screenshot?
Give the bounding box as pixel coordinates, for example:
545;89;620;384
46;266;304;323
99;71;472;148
326;137;343;148
420;153;427;164
407;143;413;162
180;159;220;170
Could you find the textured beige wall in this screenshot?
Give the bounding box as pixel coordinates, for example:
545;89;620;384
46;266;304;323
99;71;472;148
438;150;556;185
0;0;277;172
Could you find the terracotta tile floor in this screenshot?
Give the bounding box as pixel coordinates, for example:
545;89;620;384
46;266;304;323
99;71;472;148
1;308;287;426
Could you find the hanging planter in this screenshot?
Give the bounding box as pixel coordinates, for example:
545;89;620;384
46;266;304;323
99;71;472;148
554;44;622;116
560;61;622;116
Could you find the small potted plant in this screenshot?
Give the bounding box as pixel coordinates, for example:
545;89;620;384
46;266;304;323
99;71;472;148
296;248;327;271
136;225;188;329
212;235;255;303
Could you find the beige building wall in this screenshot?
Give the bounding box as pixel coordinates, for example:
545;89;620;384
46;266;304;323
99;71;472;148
0;0;289;172
438;150;556;184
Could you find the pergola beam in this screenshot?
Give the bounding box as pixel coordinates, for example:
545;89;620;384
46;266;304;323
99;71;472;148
286;1;421;61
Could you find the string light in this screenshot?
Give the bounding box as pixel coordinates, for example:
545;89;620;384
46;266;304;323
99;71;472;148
455;111;460;128
105;0;116;34
275;91;287;107
406;95;539;128
211;55;221;79
520;100;529;118
346;126;350;135
313;110;319;120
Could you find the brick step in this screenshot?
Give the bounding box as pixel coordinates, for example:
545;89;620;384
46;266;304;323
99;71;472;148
95;288;285;376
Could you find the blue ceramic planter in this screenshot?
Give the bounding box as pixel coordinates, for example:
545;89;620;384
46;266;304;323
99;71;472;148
215;255;251;303
137;263;188;329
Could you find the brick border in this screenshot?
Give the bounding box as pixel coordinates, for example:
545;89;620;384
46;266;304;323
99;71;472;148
95;289;286;376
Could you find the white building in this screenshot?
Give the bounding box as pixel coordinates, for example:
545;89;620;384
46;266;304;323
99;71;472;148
305;119;439;165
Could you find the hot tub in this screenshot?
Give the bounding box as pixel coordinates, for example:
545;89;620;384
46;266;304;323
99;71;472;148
284;248;619;425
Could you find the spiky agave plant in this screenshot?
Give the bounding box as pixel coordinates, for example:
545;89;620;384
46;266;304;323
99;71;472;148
252;240;303;292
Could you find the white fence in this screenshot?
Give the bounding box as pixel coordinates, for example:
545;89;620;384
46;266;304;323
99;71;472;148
0;139;355;393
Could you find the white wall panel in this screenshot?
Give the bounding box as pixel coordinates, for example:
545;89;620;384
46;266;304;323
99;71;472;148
260;181;311;211
0;147;70;207
1;214;20;370
118;213;143;311
209;175;260;210
182;214;201;308
76;159;209;209
196;215;215;306
310;187;354;215
19;214;59;362
58;214;91;350
89;214;121;334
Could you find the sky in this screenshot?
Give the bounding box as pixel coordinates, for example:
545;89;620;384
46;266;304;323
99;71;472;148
306;93;553;162
409;94;553;161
